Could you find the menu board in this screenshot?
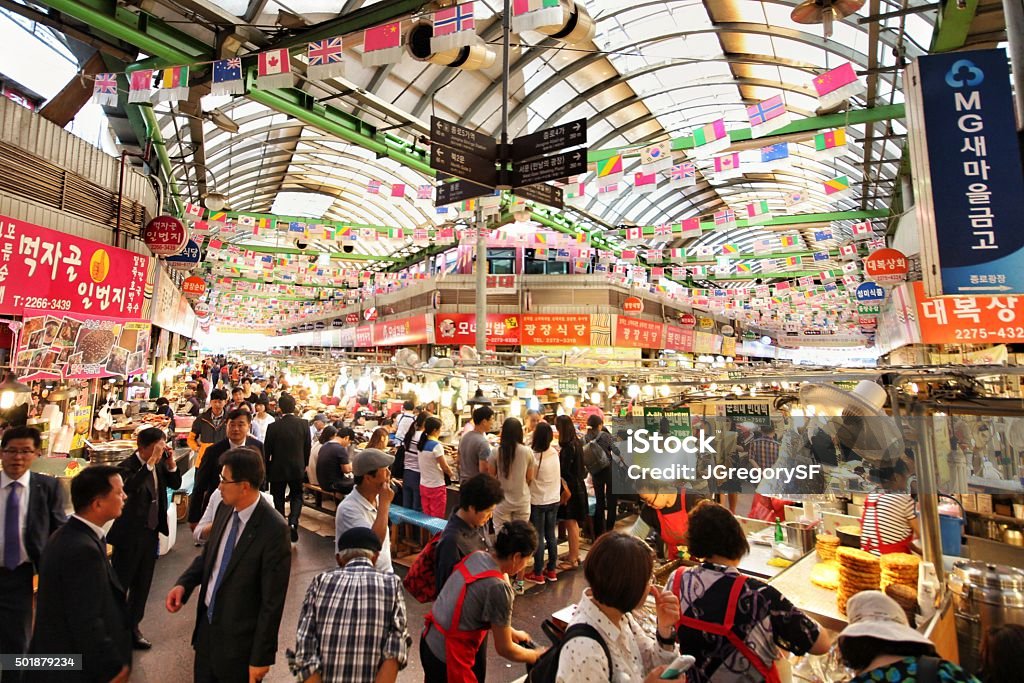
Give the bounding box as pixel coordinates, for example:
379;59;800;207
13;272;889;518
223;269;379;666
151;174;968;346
16;309;151;380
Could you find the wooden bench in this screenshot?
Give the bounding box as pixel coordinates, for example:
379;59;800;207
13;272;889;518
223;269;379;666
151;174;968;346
388;504;446;557
303;482;345;513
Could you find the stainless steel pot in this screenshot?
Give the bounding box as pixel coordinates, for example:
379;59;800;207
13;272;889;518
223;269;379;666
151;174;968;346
87;441;136;464
947;560;1024;674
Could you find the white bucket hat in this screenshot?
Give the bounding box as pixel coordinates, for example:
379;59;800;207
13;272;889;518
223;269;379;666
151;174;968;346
838;591;932;647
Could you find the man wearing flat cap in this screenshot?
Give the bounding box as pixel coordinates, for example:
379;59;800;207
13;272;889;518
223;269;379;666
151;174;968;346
289;527;410;683
334;448;396;573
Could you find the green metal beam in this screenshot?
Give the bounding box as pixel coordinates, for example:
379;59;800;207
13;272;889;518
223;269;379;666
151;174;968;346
587;105;906;163
931;0;979;52
273;0;427;48
140;104;184;214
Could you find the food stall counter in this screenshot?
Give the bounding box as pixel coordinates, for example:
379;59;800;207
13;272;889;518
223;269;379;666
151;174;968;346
769;551;848;632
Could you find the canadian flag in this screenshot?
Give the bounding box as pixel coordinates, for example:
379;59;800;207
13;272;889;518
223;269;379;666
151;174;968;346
256;48;294;89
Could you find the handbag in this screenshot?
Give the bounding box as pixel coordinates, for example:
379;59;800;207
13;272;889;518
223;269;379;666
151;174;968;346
559;478;572;506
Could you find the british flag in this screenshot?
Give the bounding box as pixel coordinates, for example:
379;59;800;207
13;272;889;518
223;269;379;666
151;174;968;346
307;37;345;80
92;73;118;106
669;162;696;187
654;223;673;237
417;184;433;200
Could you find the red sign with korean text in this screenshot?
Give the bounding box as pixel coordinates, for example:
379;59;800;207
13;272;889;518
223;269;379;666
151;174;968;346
864;248;909;283
679;312;696;328
623;296;644;314
615;316;665;348
665;325;695;352
914;281;1024;343
434;313;521;346
0;214;150;318
143;215;187;257
486;274;516;291
520;314;590;346
372;315;430;346
346;313;360;324
182;276;206;299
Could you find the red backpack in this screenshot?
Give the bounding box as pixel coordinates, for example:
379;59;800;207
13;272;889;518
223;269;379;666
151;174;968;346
403;533;441;603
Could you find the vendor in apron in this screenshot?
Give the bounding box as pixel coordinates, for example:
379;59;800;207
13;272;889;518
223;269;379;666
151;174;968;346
667;501;832;683
860;461;920;556
421;520;543;682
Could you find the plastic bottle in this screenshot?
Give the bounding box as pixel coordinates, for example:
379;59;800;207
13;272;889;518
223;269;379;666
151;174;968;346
774;517;785;543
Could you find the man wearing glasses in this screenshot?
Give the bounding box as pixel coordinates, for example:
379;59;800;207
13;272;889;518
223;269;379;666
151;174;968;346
166;447;291;683
0;426;66;667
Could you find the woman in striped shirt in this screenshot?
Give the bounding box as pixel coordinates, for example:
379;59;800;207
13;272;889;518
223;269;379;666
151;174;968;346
860;461;920;556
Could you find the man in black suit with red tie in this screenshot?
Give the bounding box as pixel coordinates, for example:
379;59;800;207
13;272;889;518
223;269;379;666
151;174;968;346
108;427;182;650
0;426;66;668
166;446;291;683
30;465;132;682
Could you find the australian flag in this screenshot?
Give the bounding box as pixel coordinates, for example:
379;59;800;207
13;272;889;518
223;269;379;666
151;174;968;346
760;142;789;163
212;58;244;95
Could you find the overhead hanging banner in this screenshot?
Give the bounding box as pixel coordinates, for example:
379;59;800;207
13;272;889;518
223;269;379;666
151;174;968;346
905;48;1024;296
16;310;151;381
0;214;151;318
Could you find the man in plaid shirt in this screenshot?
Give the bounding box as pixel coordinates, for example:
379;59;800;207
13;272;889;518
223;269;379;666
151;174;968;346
747;425;780;470
289;527;411;682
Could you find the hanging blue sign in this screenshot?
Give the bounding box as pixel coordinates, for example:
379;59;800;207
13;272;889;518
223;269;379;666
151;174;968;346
907;48;1024;296
165;239;201;269
855;282;885;303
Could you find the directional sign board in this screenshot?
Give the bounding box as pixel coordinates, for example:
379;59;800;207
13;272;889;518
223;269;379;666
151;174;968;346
513;183;564;210
512;149;587;188
511;118;586;161
431;116;497;160
436;178;494;206
430;145;498;187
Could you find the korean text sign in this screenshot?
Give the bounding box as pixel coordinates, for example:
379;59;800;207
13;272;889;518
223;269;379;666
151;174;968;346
434;313;521;346
614;316;665;349
906;49;1024;295
913;281;1024;343
0;214;151;317
520;314;590;346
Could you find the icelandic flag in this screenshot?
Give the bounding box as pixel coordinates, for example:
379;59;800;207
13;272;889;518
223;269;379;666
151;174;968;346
212;58;244;95
307;37;345;80
747;95;790;138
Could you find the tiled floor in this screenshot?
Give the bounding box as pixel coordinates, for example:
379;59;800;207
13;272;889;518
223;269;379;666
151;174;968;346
129;504;594;682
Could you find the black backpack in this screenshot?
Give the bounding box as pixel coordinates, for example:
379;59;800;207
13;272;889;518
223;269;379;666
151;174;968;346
526;623;612;682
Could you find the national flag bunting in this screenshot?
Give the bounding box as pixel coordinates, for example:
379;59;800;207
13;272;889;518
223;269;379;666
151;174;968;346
760;142;790;165
785;189;808;209
691;118;728;156
212;58;244;96
679;217;702;237
155;66;189;102
745;200;772;225
721;243;739;255
597;183;619;195
363;22;403;66
752;238;776;254
779;235;798;248
654;223;673;237
813;229;834;242
128;69;153;103
257;48;294;89
625;227;643;242
812;62;865;109
814;128;847;159
714;208;737;230
417;185;433;200
713;152;741;180
596;154;623;185
307;37;345;80
746;95;790;137
640;141;672;171
390;183;406;198
633;171;657;194
839;243;858;258
367;180;382;194
511;0;562;33
851;220;873;240
824;175;850;197
814;251;830;262
92;73;118;106
432;3;477;52
182;203;204;221
669;162;696;188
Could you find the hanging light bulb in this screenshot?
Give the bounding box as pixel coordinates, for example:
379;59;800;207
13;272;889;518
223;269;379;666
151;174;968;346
642;384;655;398
509;397;522;417
658;384;670;397
564;394;576;410
589;391;602;404
527;396;540;411
627;384;641;399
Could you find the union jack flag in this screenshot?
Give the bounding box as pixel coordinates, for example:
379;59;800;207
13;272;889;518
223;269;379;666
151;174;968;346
308;37;344;67
92;73;118;106
417;185;433;200
654;223;672;237
669;162;696;186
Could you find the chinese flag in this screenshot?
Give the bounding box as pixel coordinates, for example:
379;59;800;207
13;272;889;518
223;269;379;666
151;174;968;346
364;22;401;51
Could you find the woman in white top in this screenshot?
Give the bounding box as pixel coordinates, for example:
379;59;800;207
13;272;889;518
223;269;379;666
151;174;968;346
250;398;275;442
417;416;453;517
486;417;535;531
556;533;682;683
525;421;561;584
401;411;428;511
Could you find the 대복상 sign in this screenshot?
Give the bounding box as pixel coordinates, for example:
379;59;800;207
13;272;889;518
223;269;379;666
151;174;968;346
913;281;1024;343
0;214;151;318
905;49;1024;296
16;310;151;380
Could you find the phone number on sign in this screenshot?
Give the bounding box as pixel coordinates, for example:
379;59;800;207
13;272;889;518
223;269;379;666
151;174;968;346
954;327;1024;341
11;295;72;310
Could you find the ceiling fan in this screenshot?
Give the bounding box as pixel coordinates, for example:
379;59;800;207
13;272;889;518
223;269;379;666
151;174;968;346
790;0;865;38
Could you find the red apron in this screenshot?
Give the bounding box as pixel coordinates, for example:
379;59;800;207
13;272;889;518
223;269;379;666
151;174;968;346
859;494;913;555
424;553;504;683
673;570;781;683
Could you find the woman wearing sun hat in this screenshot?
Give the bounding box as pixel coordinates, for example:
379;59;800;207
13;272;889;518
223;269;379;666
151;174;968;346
838;591;979;683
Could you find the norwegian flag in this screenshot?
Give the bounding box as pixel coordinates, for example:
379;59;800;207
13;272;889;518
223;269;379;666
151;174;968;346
307;36;345;80
432;2;477;52
851;220;873;240
92;73;118;106
746;95;791;137
669;162;696;188
367;180;382;194
713;208;736;230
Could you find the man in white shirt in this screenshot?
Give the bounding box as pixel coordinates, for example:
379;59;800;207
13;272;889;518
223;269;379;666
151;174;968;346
391;401;417;446
335;448;396;573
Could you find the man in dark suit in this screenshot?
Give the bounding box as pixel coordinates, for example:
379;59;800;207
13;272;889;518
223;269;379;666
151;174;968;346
263;393;310;543
108;427;182;650
0;426;66;666
188;409;263;528
29;465;132;682
166;447;291;683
